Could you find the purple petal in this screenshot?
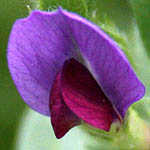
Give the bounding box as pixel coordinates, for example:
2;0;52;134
61;58;117;131
50;72;81;139
8;8;145;117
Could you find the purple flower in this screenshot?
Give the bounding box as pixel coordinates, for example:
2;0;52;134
7;8;145;139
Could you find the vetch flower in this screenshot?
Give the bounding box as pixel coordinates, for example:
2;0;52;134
7;8;145;139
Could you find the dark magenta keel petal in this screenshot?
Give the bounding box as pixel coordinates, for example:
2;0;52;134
50;73;81;139
61;58;117;131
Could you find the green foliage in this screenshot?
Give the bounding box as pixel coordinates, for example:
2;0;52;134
129;0;150;57
31;0;88;17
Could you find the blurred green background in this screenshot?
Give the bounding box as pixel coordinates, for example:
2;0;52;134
0;0;29;149
0;0;150;150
